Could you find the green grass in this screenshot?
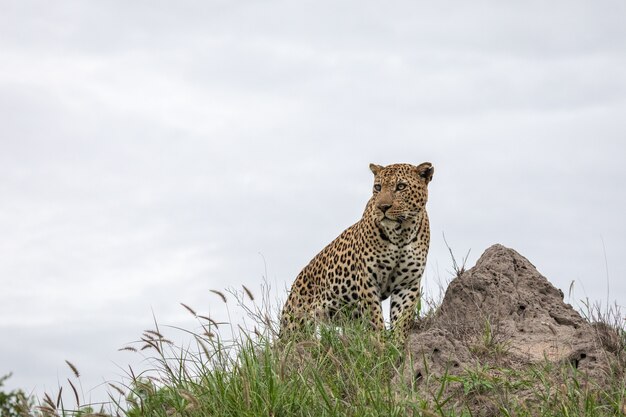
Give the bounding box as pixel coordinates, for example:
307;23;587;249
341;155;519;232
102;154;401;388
26;287;626;417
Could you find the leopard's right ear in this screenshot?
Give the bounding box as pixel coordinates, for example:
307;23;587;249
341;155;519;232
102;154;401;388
369;163;384;175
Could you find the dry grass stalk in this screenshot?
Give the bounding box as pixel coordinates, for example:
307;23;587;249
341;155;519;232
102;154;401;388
55;387;63;408
242;285;255;301
210;289;227;303
144;329;164;339
141;343;155;351
65;360;80;378
140;338;161;353
43;393;56;409
118;346;138;352
199;315;221;328
128;365;136;381
36;405;59;417
178;389;200;410
108;383;126;397
68;378;80;407
196;337;212;360
180;303;197;316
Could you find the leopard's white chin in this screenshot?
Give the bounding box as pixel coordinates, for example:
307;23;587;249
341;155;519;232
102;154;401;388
380;218;404;233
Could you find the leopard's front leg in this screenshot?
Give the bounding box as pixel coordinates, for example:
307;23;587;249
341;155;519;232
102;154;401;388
390;284;421;344
360;283;385;331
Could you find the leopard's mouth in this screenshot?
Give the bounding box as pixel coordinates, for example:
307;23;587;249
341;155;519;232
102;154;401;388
380;216;404;230
381;213;406;223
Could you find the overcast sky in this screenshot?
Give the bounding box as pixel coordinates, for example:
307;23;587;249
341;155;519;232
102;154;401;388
1;0;625;404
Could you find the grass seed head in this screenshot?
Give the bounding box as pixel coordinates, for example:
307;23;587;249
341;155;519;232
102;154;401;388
242;285;255;301
65;360;80;378
210;289;228;303
180;303;197;316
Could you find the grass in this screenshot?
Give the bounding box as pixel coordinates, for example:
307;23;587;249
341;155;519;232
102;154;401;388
20;281;626;417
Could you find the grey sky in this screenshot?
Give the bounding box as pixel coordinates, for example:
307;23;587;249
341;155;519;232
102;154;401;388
1;0;625;403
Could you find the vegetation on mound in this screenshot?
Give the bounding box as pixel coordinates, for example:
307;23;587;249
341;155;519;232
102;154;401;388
15;281;623;417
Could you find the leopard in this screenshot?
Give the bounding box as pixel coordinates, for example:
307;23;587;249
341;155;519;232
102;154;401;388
280;162;434;343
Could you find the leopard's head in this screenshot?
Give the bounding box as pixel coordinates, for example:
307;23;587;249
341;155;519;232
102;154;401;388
368;162;434;232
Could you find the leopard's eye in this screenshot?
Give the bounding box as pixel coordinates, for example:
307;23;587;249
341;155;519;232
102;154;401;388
396;183;407;191
373;184;381;192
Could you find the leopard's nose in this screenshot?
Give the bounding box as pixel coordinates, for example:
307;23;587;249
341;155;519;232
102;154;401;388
378;203;392;213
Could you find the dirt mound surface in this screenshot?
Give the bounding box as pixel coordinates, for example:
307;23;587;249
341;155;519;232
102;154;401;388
398;244;622;402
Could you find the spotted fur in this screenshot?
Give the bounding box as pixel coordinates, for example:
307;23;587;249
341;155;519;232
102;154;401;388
280;162;434;343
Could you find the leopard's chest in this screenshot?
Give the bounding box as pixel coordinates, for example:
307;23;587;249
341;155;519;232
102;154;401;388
364;245;414;300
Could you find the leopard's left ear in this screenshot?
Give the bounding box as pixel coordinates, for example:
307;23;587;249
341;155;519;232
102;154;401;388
414;162;434;183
